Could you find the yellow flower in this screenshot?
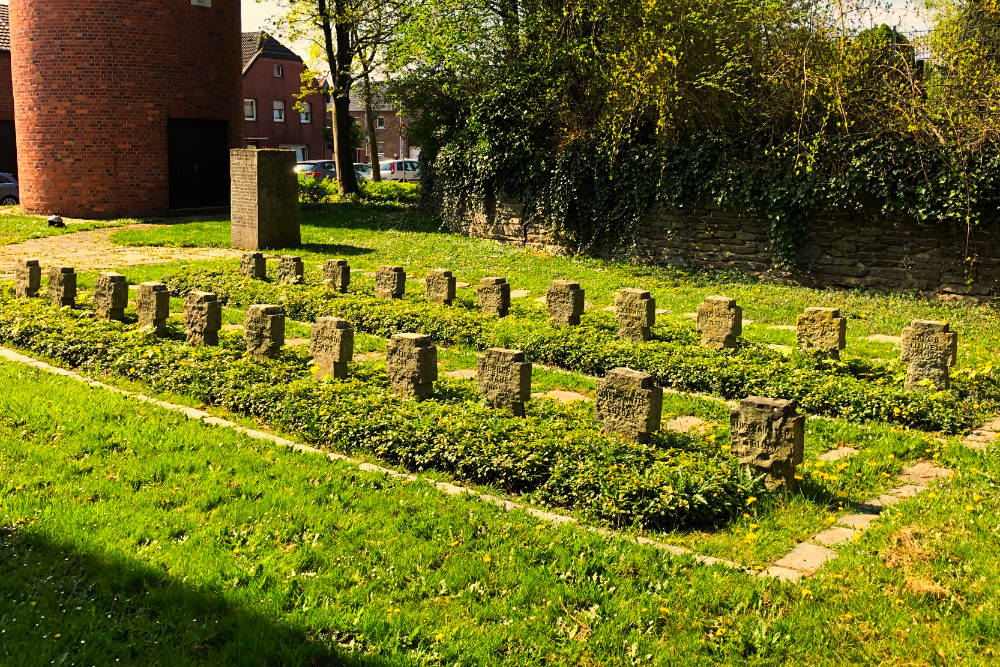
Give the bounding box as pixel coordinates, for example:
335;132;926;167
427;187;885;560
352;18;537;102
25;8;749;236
434;633;444;642
744;532;757;543
973;494;982;502
449;540;459;547
482;553;492;564
54;634;61;639
535;525;544;531
802;588;813;598
966;505;975;512
746;496;757;505
794;473;804;480
659;606;669;614
893;407;901;415
743;513;751;519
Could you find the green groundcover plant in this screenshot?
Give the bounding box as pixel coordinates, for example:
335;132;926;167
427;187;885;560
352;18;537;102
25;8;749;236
0;288;763;532
161;267;996;433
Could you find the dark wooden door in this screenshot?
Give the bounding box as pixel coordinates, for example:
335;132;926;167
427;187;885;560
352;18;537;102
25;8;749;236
0;121;16;176
167;119;229;209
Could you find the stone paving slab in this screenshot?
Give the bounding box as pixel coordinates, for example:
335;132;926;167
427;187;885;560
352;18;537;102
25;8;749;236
444;368;478;380
510;289;530;298
868;334;902;344
759;566;804;582
898;462;951;484
811;526;858;546
531;390;591;403
767;324;797;331
837;512;880;530
773;543;837;574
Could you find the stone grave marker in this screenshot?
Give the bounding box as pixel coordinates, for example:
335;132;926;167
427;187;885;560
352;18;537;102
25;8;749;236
375;266;406;299
386;333;437;399
47;267;77;308
277;256;304;284
184;291;223;346
136;282;170;336
244;304;286;359
546;280;585;325
594;368;663;443
15;259;41;298
425;269;457;305
901;320;957;391
311;317;354;379
323;259;350;293
230;149;301;249
240;252;266;280
730;396;805;491
696;296;742;348
796;307;847;359
477;277;511;317
94;272;128;321
615;289;655;342
477;348;532;416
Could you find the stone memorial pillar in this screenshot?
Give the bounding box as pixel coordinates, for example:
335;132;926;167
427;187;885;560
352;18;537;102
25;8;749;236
184;291;223;346
15;259;41;298
386;333;437;399
796;307;846;359
323;259;351;293
477;277;510;317
425;269;457;305
93;272;128;321
47;267;76;308
311;317;354;379
901;320;957;391
240;252;266;280
277;256;304;284
615;289;655;342
244;304;286;359
730;396;805;491
477;348;532;416
546;280;585;325
696;296;741;349
137;282;170;336
230;149;301;250
594;368;663;443
375;266;406;299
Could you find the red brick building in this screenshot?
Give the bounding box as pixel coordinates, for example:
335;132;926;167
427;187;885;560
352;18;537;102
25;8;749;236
0;4;16;176
9;0;242;218
349;90;418;164
242;31;327;162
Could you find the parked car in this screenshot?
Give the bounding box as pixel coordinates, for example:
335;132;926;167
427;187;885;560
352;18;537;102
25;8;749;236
0;173;18;206
294;160;336;181
354;163;372;181
379;159;420;183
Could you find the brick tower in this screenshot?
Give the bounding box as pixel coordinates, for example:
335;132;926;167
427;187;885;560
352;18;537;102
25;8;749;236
8;0;242;218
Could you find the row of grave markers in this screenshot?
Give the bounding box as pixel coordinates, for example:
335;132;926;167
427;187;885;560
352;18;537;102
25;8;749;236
240;253;959;392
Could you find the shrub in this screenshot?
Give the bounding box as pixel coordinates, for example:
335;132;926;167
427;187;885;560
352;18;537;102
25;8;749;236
298;174;339;206
0;288;762;532
360;181;420;205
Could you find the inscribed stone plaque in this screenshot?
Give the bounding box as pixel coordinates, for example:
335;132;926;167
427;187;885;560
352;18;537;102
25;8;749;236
901;320;957;391
477;277;510;317
94;272;128;321
386;333;437;399
230;149;301;250
15;259;41;298
477;348;532;416
594;368;662;443
244;304;286;359
311;317;354;379
47;267;77;308
615;289;655;342
546;280;585;325
375;266;406;299
796;307;846;359
323;259;351;293
425;269;457;305
730;396;805;492
184;291;223;346
696;296;742;348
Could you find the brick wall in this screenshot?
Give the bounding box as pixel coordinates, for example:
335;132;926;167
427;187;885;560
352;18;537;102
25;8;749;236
458;195;1000;297
242;56;326;161
349;108;413;163
9;0;242;218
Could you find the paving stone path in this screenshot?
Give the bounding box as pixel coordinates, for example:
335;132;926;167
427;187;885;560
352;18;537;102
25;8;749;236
0;225;241;279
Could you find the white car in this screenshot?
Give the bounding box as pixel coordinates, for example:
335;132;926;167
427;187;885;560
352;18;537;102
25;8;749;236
379;159;420;183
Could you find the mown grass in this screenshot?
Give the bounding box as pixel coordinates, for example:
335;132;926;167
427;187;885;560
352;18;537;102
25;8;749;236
112;205;1000;370
2;359;1000;664
0;213;137;245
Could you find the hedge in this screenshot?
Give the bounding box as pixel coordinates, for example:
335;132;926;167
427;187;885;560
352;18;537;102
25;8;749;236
161;268;993;433
0;288;761;532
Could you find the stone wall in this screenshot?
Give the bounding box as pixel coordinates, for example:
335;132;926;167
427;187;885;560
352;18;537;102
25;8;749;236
460;196;1000;297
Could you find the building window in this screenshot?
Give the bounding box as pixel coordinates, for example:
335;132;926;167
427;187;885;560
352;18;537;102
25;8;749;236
273;100;285;123
376;116;386;129
243;99;257;121
274;64;284;78
377;142;385;157
300;102;312;124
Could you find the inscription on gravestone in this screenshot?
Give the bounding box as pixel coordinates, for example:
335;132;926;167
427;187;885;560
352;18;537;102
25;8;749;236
323;259;351;293
93;272;128;321
546;280;585;326
615;289;655;342
425;269;457;305
594;368;663;443
244;304;286;359
477;277;510;317
15;259;41;298
277;256;304;284
47;267;77;308
137;282;170;336
901;320;957;391
730;396;805;491
796;307;846;359
375;266;406;299
240;252;266;280
386;333;437;399
477;348;532;416
184;291;223;346
696;296;741;348
311;317;354;379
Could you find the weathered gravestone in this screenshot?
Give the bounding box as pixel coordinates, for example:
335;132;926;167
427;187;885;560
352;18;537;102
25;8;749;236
15;259;41;298
277;256;304;284
594;368;663;443
477;348;532;416
230;149;301;249
901;320;957;391
796;307;847;359
244;304;286;359
47;267;77;308
386;333;437;399
477;277;510;317
311;317;354;379
546;280;585;326
375;266;406;299
615;289;656;342
425;269;457;305
93;272;128;321
184;291;223;346
240;252;266;280
323;259;350;293
136;282;170;336
730;396;805;492
696;296;742;349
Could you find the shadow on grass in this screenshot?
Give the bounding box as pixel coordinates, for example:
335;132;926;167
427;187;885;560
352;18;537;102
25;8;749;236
0;529;395;666
300;242;376;257
301;205;443;235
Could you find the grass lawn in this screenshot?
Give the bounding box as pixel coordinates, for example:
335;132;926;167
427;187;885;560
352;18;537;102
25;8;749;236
0;212;138;246
2;359;1000;664
112;205;1000;370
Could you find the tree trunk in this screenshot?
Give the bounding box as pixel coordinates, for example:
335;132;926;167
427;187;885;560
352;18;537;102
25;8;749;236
362;71;382;182
320;0;360;195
